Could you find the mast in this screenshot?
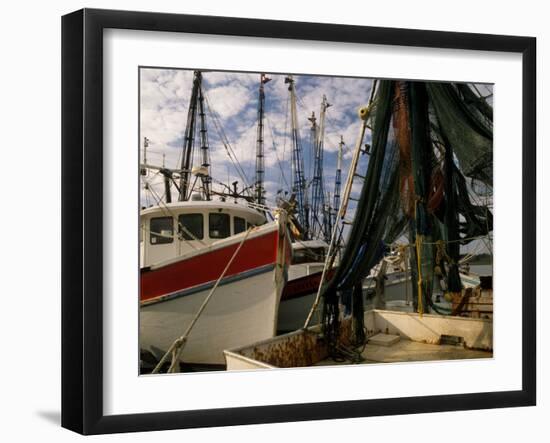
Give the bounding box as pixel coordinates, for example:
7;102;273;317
311;95;330;240
179;71;211;201
285;75;308;237
307;111;317;237
162;170;172;203
332;135;344;235
197;80;211;200
179;71;201;201
255;74;271;205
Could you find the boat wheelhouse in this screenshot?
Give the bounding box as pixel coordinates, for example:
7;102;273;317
140;199;267;268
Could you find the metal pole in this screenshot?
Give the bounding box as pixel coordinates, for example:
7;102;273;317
179;71;201;201
255;74;270;205
303;115;368;329
285;75;308;238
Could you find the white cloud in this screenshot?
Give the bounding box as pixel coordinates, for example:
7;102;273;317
205;84;253;120
140;68;373;206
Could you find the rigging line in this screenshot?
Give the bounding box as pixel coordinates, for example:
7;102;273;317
207;174;277;214
265;113;290;190
202;89;252;190
175;146;182;177
140;170;163;195
463;181;494;252
141;147;171;155
204;91;249;186
203;94;246;181
389;233;492;248
471;83;484;99
295;90;308;111
280;95;290;191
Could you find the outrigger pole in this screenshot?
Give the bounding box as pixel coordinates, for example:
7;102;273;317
197;79;211;200
255;73;271;206
285;75;308;238
179;71;211;201
311;95;330;241
332;135;344;236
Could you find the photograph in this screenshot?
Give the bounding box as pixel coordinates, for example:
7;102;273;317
138;68;494;374
0;0;544;439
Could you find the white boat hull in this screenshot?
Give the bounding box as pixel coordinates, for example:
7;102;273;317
141;264;282;366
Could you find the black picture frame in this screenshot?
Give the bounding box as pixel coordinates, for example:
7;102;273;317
62;8;536;435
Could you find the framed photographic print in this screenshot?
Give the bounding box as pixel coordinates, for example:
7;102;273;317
61;8;536;435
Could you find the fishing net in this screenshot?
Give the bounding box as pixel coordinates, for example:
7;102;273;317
321;79;493;348
427;83;493;187
321;80;403;347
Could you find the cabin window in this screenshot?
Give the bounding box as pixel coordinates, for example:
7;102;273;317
293;247;326;264
178;213;204;240
209;213;230;239
234;216;246;234
150;217;173;244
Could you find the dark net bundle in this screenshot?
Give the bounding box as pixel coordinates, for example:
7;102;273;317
427;84;493;293
455;83;493;123
321;80;404;349
427;83;493;187
394;81;437;313
320;79;493;349
428;84;493;295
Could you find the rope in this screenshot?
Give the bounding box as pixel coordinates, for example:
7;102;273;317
435;239;454;265
386;233;491;249
265;113;290;190
415;234;424;317
151;226;255;374
302;118;369;329
203;90;252;191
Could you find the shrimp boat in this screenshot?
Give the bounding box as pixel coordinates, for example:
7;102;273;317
278;239;332;332
139;70;293;367
140;198;291;366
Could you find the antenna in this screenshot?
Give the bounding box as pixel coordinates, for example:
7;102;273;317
141;137;150;176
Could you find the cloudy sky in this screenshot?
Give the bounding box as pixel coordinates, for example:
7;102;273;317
139;67;374;208
139;68;492;254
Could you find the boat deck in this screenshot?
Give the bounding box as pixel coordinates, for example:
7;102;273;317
313;337;492;367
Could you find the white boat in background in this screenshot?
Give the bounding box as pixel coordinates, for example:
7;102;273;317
278;240;332;332
140;200;291;366
362;255;482;313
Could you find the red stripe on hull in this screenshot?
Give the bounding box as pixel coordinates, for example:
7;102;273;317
281;268;336;301
140;230;280;302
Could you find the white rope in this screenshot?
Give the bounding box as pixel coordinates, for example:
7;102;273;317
151;226;255;374
303;117;369;329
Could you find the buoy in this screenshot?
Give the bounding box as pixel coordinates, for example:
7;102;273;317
358;106;370;121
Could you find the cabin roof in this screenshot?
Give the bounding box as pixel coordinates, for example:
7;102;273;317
140;199;266;220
